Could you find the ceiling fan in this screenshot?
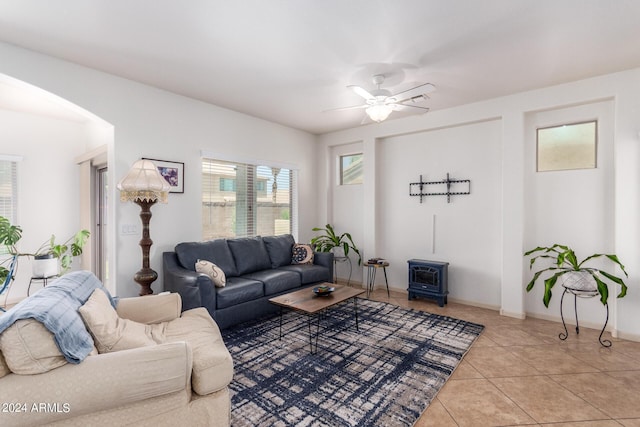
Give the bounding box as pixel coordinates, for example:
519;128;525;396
333;74;436;123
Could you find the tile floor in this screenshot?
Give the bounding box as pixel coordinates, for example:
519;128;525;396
366;288;640;427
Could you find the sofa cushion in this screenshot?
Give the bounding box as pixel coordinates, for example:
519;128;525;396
0;341;192;427
165;308;233;395
227;236;272;275
244;269;301;296
0;351;9;378
280;263;331;284
263;234;295;268
175;239;238;277
79;289;160;353
292;243;314;264
195;259;226;287
0;318;67;374
116;292;182;324
216;277;264;309
0;271;116;365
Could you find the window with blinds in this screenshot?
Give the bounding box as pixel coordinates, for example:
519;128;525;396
0;159;18;256
202;158;297;240
0;160;17;222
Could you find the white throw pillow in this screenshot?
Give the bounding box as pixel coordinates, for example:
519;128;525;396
195;259;226;287
79;289;160;353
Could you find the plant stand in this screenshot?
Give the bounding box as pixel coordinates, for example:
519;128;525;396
27;275;58;296
559;285;611;347
333;256;352;286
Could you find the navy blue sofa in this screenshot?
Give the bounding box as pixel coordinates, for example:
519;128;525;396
163;234;333;329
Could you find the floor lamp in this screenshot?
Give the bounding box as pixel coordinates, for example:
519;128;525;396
117;159;170;296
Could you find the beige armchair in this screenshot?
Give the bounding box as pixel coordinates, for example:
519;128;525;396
0;291;233;427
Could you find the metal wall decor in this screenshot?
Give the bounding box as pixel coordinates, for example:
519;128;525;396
409;173;471;203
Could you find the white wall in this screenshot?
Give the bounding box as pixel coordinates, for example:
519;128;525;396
0;42;319;298
379;120;502;306
327;142;364;283
0;109;96;299
524;101;615;328
319;67;640;341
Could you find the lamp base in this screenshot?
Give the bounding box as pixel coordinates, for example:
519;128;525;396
134;268;158;296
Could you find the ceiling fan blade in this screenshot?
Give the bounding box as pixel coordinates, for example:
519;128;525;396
395;104;430;112
348;85;375;100
392;83;436;102
323;104;368;112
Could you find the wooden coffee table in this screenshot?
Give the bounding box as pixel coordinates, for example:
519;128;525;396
269;284;364;353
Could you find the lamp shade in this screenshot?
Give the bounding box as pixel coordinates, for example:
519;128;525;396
366;104;393;122
117;159;170;203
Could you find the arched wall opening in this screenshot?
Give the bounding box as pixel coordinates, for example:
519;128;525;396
0;73;115;300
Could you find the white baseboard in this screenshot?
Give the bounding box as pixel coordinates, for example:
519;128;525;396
615;330;640;342
448;297;500;312
525;311;613;333
499;309;526;320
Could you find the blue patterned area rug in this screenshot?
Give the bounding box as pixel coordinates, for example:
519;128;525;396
222;298;484;427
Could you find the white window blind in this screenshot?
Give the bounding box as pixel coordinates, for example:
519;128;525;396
202;158;296;240
0;159;18;222
0;159;18;257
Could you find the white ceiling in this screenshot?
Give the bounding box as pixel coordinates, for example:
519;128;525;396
1;0;640;134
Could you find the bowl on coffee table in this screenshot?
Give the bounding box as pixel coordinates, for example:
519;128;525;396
313;285;335;296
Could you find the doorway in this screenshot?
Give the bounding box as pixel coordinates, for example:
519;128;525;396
96;166;109;284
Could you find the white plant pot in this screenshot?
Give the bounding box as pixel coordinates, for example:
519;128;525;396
331;246;346;259
561;270;597;292
32;255;59;278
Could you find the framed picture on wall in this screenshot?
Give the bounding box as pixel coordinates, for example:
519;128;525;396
143;158;184;193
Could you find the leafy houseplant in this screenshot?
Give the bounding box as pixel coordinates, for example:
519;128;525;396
0;216;23;285
0;215;90;281
524;244;628;307
311;223;362;265
31;230;91;274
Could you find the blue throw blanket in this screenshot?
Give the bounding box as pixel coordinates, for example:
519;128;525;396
0;270;117;364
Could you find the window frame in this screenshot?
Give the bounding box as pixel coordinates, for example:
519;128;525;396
201;156;298;240
0;156;20;256
536;120;598;172
339;153;364;185
0;156;19;223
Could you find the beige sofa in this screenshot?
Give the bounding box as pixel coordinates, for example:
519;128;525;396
0;278;233;427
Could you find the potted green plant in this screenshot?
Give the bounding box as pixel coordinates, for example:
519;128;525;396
0;216;23;285
311;223;362;265
0;215;90;279
524;244;628;307
27;230;90;277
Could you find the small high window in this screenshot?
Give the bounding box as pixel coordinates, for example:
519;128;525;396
340;154;363;185
537;121;597;172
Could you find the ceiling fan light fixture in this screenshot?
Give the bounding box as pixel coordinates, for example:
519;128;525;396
366;104;393;122
343;76;435;123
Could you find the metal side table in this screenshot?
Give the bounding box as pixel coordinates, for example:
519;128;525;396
365;261;390;298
